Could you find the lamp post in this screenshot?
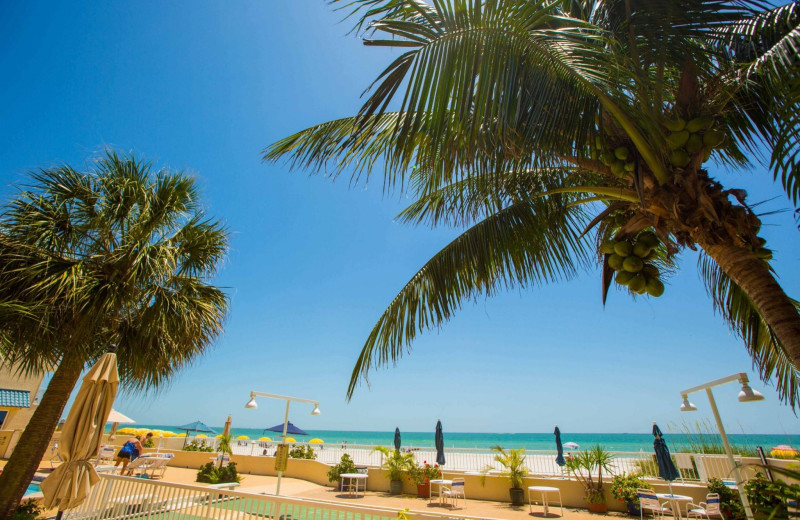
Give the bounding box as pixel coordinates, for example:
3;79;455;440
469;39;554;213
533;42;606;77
245;391;320;495
679;373;764;520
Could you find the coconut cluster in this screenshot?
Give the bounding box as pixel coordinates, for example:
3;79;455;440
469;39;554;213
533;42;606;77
665;115;724;168
601;231;665;297
595;137;634;178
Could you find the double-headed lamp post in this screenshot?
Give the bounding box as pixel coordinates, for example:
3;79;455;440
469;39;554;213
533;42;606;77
679;373;764;520
245;391;320;495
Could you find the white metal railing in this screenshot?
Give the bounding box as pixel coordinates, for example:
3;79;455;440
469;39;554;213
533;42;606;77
65;474;465;520
190;438;749;484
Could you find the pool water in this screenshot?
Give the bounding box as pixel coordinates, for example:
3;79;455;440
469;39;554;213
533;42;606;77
24;483;41;496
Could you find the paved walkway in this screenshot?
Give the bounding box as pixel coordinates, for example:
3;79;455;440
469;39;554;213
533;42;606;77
159;467;627;520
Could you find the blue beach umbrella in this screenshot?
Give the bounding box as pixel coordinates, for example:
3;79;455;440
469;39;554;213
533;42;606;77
554;425;566;467
653;422;679;494
264;421;308;436
178;420;217;447
394;427;401;452
435;419;445;466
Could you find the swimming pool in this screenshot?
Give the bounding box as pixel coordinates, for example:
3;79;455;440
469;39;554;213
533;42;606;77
23;482;41;497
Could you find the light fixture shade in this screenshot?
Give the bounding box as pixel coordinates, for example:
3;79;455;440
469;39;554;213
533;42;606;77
680;397;697;411
311;404;321;416
245;397;258;409
738;384;765;402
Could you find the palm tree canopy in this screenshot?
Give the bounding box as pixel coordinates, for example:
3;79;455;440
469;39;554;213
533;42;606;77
266;0;800;407
0;150;229;391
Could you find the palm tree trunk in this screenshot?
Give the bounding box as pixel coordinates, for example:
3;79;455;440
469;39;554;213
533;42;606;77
0;353;84;520
700;240;800;367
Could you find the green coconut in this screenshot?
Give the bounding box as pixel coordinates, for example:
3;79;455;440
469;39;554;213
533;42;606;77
638;232;659;247
624;161;635;172
628;273;647;292
613;241;633;257
608;254;625;271
614;147;629;160
610;161;626;177
664;117;686;132
703;149;712;162
632;242;652;258
615;271;635;286
666;130;690;149
642;264;660;279
599;241;617;254
703;130;724;148
686;116;713;133
644;250;659;261
686;133;703;155
622;256;644;273
669;149;691;168
646;278;665;297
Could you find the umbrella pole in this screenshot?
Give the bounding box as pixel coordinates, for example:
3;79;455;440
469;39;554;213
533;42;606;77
56;511;63;520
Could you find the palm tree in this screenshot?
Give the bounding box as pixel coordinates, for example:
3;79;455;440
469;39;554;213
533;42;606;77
265;0;800;406
0;150;229;519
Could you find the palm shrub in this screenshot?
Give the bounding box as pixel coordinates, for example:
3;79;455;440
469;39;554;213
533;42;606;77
372;446;415;482
481;446;529;490
266;0;800;409
565;445;614;504
0;150;228;518
217;434;233;467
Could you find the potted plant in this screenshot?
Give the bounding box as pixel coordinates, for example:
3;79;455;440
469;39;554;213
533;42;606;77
327;453;357;491
565;445;614;513
610;472;647;516
408;460;442;498
373;446;415;494
481;445;529;506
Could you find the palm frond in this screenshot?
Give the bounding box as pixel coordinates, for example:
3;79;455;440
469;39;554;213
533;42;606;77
698;252;800;410
347;194;592;398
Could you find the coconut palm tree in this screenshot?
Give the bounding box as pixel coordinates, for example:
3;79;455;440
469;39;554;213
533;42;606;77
0;150;229;519
265;0;800;405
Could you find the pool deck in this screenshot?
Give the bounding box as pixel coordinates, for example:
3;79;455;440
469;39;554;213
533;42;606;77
3;461;625;520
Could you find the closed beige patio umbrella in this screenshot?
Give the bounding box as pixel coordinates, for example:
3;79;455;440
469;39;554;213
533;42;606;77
41;352;119;513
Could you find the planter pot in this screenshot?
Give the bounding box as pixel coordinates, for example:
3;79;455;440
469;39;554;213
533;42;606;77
626;500;641;516
417;483;431;498
588;502;608;513
390;479;403;495
509;488;525;506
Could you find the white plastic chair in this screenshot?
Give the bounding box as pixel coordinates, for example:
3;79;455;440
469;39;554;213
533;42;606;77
637;488;671;519
442;478;466;509
95;445;116;465
687;493;725;519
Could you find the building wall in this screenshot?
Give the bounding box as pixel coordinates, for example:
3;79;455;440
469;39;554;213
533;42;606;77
0;365;47;458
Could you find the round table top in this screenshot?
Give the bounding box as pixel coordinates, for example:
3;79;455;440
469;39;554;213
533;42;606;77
430;479;453;484
657;493;692;501
528;486;560;492
340;473;368;479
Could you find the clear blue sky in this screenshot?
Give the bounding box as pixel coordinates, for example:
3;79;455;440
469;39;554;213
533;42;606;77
1;1;798;436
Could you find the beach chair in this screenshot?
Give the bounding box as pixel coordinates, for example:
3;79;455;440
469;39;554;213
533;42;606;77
442;478;466;509
637;488;671;519
686;493;725;519
124;455;159;477
96;445;116;465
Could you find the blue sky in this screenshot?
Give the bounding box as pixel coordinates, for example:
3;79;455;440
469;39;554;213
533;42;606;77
1;1;798;436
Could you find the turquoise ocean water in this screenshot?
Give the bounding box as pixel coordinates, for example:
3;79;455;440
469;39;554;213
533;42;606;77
122;425;800;453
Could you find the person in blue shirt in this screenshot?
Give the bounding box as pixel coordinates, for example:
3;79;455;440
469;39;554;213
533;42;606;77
114;433;152;474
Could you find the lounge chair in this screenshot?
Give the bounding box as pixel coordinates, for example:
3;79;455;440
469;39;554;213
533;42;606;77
686;493;725;519
442;478;466;509
637;488;671;519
